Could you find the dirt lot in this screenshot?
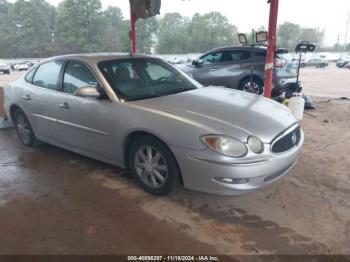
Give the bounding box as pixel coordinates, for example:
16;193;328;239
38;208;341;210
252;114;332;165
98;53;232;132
0;66;349;256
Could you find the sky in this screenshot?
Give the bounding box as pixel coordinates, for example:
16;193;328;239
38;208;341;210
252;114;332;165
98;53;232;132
24;0;350;46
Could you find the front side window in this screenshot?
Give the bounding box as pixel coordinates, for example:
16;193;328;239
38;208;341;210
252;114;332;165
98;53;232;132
63;61;98;94
99;59;201;101
199;52;223;64
32;61;63;90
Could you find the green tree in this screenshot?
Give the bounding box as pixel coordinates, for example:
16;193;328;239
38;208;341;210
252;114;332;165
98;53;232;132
6;0;55;57
277;22;301;50
0;0;14;57
156;13;191;54
188;12;237;52
56;0;103;53
100;6;124;52
136;17;158;54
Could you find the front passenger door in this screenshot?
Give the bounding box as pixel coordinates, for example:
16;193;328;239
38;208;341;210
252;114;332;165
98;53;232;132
192;51;225;86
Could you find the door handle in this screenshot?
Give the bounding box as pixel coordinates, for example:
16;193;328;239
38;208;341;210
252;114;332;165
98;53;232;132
59;102;70;109
210;68;217;71
22;94;31;101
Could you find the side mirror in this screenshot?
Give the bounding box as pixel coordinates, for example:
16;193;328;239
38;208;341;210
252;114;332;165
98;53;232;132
75;86;102;99
192;59;198;66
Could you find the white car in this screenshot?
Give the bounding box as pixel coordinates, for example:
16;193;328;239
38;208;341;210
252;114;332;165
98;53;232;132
14;63;30;71
0;63;11;74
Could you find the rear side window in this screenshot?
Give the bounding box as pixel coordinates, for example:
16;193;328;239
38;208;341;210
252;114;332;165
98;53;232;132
222;50;252;62
254;51;266;58
32;61;63;90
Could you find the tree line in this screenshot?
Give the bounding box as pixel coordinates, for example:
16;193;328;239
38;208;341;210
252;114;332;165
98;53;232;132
0;0;342;59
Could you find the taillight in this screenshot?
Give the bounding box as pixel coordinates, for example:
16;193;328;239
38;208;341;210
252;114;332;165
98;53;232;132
274;58;285;68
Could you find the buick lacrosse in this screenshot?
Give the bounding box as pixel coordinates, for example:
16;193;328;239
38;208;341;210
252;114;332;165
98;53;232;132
4;53;303;195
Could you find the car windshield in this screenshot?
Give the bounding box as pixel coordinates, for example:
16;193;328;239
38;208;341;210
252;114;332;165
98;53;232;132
98;58;201;101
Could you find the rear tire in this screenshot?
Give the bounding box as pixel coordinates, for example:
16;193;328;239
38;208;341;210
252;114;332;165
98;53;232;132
239;77;264;95
13;109;38;146
128;135;180;196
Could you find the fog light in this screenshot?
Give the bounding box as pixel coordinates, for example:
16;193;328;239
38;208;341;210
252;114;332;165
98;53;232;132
215;177;250;184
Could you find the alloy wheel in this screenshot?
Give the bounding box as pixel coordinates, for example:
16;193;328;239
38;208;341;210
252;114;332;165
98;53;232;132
134;146;169;189
16;113;32;145
243;81;261;94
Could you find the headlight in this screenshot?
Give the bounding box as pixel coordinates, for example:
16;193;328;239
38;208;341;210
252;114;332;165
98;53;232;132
247;136;264;154
201;135;247;158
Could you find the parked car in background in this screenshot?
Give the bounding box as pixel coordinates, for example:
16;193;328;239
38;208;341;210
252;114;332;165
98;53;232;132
345;63;350;70
300;58;328;68
4;53;303;196
176;46;297;95
0;63;11;74
14;62;30;71
336;60;350;68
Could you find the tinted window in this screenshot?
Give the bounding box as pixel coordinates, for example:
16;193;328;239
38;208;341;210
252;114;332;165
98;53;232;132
254;51;266;58
33;61;63;90
99;59;201;101
63;61;98;94
199;52;223;64
222;50;251;62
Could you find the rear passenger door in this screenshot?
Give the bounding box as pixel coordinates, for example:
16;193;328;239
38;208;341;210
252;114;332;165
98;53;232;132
56;60;116;160
22;60;64;142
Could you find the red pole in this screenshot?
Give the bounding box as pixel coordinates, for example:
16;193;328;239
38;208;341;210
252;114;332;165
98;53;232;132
130;9;137;54
264;0;279;98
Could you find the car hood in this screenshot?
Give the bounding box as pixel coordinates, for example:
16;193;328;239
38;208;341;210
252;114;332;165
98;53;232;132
131;86;297;143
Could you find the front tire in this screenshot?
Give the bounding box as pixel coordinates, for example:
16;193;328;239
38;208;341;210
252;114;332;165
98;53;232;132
13;109;38;146
129;135;180;196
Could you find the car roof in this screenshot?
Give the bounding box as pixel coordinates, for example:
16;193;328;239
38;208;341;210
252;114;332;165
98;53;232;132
42;52;155;64
207;45;267;53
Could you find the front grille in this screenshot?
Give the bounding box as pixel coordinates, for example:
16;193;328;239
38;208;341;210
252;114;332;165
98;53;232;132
271;126;301;153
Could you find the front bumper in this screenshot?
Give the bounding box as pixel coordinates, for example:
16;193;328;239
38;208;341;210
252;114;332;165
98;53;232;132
172;130;304;195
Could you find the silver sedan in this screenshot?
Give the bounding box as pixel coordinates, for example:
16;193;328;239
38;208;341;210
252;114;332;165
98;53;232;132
4;53;304;196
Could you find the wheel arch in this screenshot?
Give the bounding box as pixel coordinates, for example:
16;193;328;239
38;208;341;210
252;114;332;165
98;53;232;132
9;104;23;122
123;130;184;184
